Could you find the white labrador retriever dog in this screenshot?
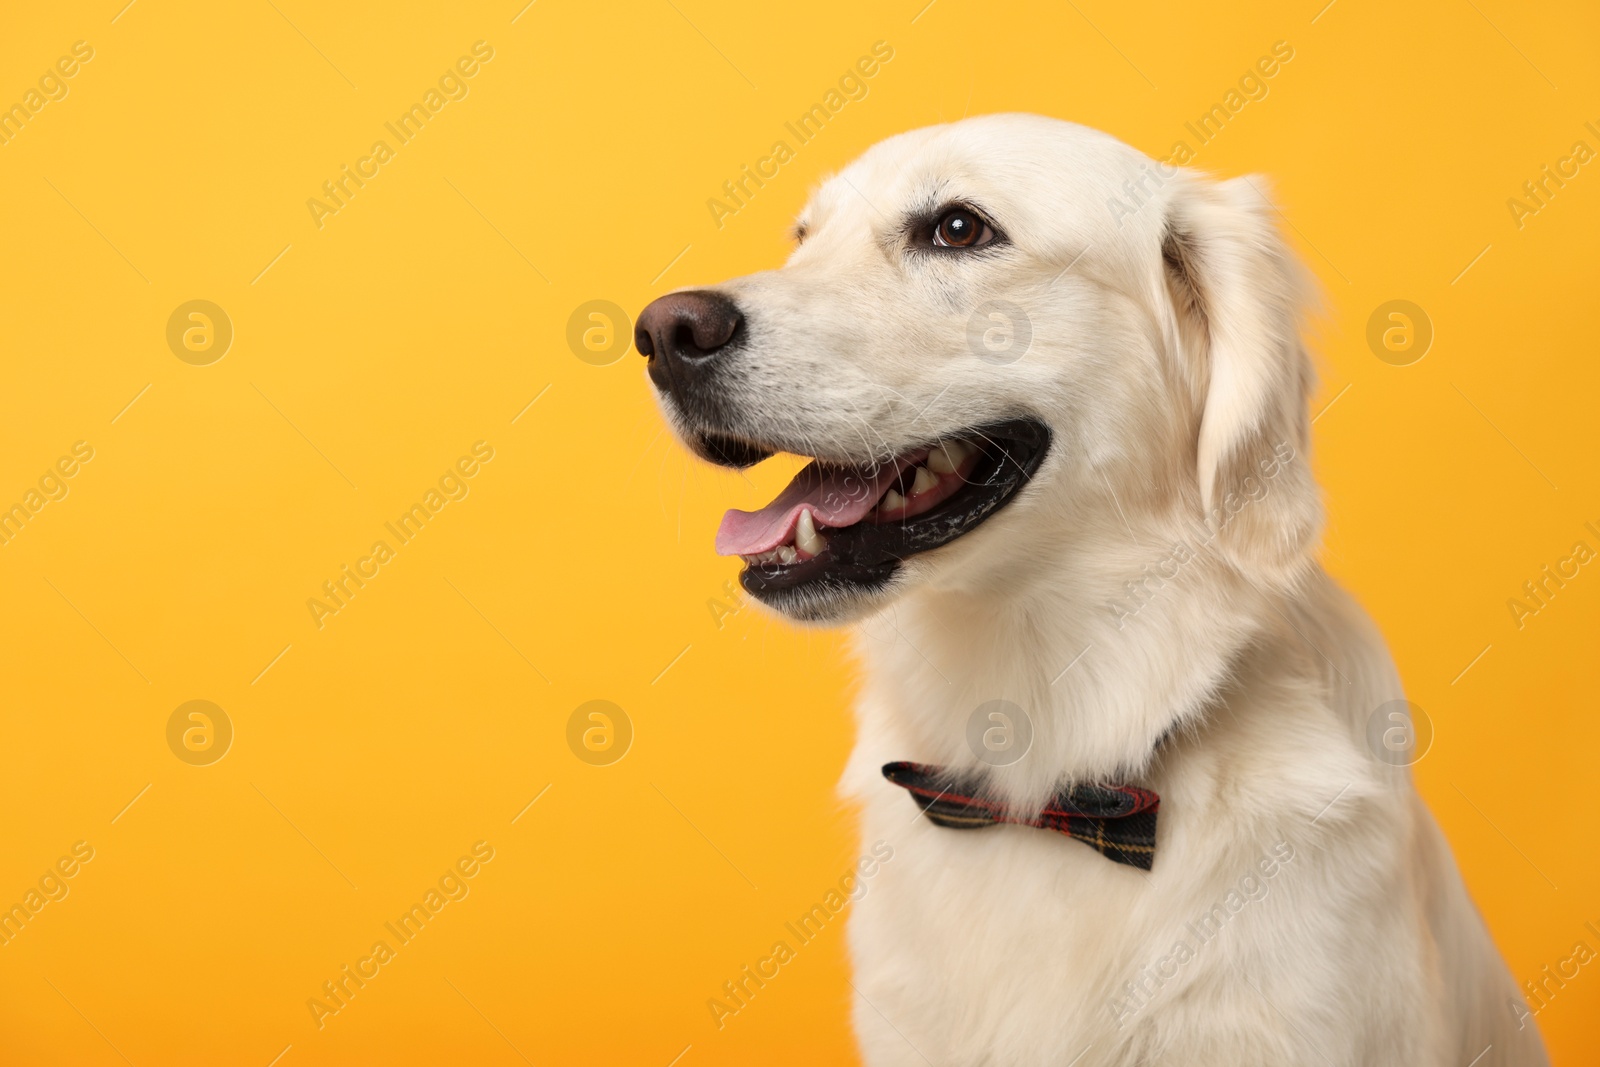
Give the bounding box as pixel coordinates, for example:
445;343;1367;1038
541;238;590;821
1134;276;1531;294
635;114;1547;1066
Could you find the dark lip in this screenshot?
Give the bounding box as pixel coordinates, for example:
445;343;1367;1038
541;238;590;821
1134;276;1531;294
737;417;1053;607
695;431;774;469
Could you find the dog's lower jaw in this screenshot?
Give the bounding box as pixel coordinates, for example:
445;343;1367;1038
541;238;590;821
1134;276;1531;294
744;568;901;625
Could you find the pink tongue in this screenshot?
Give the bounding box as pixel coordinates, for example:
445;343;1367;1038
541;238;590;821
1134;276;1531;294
716;453;920;556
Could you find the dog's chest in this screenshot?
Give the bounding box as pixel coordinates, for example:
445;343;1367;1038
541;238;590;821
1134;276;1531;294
848;795;1181;1062
842;763;1381;1066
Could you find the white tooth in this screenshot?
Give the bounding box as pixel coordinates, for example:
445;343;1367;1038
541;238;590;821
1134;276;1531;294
881;488;906;512
930;440;973;473
796;509;827;557
910;466;939;496
777;545;800;565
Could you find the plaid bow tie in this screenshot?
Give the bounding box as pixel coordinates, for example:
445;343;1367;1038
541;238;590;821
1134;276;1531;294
882;761;1160;870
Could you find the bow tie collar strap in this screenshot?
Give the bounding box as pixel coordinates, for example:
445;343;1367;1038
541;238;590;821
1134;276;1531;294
881;761;1160;870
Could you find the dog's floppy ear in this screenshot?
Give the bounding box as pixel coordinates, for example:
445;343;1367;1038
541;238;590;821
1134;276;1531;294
1162;174;1322;586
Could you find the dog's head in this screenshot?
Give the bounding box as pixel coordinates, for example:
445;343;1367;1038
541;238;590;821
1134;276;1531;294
639;114;1321;624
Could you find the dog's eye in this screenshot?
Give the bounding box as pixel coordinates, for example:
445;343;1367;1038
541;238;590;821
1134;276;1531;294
933;208;993;249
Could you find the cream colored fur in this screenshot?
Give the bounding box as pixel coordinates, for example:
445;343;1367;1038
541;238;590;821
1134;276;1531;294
659;114;1547;1066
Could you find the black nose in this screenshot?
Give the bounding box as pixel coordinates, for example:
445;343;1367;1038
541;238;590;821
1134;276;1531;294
635;290;743;395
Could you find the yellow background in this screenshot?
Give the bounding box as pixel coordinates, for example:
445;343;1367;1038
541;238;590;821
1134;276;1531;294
2;0;1597;1063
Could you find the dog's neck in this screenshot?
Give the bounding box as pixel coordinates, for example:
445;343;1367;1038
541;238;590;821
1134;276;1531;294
851;542;1274;809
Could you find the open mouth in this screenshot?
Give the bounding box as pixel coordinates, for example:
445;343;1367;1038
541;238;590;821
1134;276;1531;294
713;418;1052;605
